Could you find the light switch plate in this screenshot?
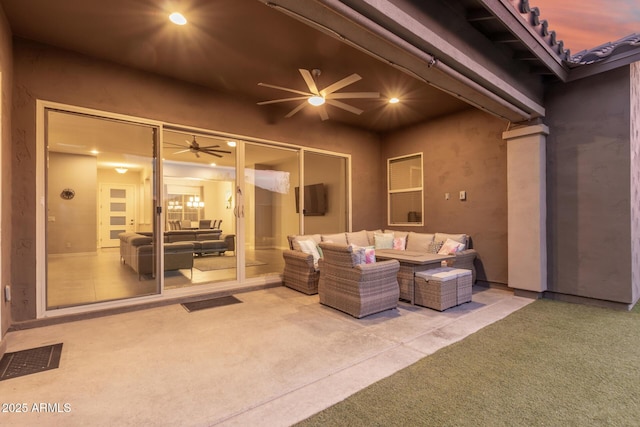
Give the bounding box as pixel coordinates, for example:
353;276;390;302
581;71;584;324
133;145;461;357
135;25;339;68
459;190;466;201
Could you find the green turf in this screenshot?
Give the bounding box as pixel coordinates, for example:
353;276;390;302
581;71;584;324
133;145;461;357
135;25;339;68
298;299;640;426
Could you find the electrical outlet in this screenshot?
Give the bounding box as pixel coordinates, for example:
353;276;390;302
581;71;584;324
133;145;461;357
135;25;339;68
4;286;10;302
445;193;450;200
459;190;467;201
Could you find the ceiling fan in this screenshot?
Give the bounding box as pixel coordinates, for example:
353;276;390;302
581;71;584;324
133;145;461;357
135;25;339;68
164;136;232;158
257;68;380;120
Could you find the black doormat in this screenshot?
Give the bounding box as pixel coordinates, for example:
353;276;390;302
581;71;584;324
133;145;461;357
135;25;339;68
182;295;242;312
0;343;63;381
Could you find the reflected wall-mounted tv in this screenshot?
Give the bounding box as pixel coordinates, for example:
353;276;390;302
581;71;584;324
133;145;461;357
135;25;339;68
295;183;327;216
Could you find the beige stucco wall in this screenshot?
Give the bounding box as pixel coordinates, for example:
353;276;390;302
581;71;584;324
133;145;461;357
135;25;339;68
382;108;509;285
546;66;633;304
11;38;383;321
0;4;13;342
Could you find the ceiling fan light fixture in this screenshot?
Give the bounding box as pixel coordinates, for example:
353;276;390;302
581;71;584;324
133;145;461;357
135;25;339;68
308;95;325;106
169;12;187;25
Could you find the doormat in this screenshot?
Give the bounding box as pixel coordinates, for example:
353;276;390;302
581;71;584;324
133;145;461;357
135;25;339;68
0;343;63;381
194;256;267;271
182;295;242;312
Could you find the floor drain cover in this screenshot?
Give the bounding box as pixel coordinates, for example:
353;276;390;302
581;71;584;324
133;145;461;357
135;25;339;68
0;343;63;381
182;295;242;312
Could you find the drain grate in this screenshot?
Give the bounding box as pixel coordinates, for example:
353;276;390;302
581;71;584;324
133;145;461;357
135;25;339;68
0;343;63;381
182;295;242;312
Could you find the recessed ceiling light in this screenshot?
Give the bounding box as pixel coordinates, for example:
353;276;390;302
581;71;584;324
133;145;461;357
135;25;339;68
169;12;187;25
308;95;325;106
115;167;128;174
90;150;99;155
210;163;217;167
227;141;237;147
389;97;400;104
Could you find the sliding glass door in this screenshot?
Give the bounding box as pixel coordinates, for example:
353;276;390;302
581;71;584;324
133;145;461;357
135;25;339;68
162;129;238;288
45;109;160;309
243;143;299;280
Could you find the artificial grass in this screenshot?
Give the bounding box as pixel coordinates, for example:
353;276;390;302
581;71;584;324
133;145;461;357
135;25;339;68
298;300;640;426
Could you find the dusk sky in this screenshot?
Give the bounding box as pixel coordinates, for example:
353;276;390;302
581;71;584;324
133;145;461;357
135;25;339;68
530;0;640;53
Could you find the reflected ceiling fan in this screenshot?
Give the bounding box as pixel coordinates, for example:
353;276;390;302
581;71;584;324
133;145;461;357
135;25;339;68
164;136;232;158
257;68;380;120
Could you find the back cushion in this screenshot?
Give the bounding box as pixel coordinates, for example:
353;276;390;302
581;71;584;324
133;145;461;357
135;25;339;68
385;229;409;240
290;234;321;251
322;233;348;245
434;232;467;249
366;229;382;246
346;230;370;247
406;232;435;252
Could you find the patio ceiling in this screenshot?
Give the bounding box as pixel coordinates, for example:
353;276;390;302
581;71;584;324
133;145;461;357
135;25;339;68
1;0;478;133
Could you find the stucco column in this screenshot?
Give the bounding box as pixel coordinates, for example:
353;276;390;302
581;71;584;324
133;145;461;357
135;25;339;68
503;124;548;294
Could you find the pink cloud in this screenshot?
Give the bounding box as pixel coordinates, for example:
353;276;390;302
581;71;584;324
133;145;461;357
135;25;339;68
531;0;640;52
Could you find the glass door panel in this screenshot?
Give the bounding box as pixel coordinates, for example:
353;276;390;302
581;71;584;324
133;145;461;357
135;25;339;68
302;152;349;235
162;130;237;288
45;110;159;309
244;143;299;280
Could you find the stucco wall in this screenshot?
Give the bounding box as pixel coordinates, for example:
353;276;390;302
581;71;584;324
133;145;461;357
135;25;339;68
382;108;509;285
11;38;383;321
0;4;13;341
631;61;640;306
546;66;633;304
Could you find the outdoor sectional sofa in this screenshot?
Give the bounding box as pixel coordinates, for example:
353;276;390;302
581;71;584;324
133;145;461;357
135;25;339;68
282;229;477;296
119;230;236;279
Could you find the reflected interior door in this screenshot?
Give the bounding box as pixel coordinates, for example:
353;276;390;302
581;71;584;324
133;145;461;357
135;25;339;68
100;184;136;248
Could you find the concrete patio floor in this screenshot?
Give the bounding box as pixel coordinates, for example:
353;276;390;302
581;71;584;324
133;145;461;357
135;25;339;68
0;285;532;426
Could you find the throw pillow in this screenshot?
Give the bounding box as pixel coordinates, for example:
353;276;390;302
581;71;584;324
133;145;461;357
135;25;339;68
349;244;367;265
393;236;406;250
364;246;376;264
298;239;321;265
437;238;465;255
427;241;443;254
374;232;394;249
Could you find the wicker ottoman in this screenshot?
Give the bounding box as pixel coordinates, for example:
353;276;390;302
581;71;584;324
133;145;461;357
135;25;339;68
449;268;473;304
414;269;458;311
415;267;473;311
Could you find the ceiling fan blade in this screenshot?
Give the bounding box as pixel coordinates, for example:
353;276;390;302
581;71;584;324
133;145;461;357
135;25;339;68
285;101;308;118
257;96;309;105
320;73;362;96
326;99;364;115
195;152;200;158
173;149;190;154
299;69;319;95
202;148;232;154
317;105;329;121
198;144;221;149
325;92;380;100
258;82;311;97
